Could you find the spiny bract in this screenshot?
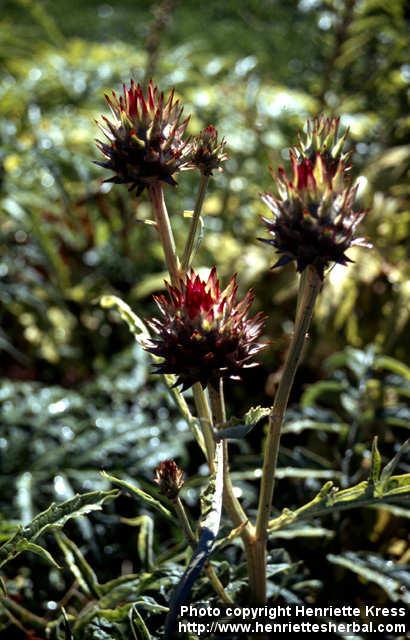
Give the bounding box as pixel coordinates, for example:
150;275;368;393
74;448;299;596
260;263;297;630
260;116;371;279
144;268;266;390
95;80;193;196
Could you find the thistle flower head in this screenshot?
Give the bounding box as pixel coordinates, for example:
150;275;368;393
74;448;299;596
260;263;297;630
260;115;371;279
154;460;184;499
144;268;266;390
190;125;228;175
95;80;193;196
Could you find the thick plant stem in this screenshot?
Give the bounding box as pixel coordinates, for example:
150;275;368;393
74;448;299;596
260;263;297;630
208;380;254;545
173;496;232;603
252;266;322;604
181;175;209;272
148;182;181;285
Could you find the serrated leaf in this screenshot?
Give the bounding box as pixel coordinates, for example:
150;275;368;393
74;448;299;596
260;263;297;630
243;405;271;425
101;471;173;520
269;461;410;535
0;490;117;568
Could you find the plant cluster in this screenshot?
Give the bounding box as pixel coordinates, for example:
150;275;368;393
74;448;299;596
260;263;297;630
1;77;409;640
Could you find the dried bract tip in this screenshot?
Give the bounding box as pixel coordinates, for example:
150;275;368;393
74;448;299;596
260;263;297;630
154;460;184;499
143;268;266;390
95;80;193;196
190;125;228;176
260;115;371;279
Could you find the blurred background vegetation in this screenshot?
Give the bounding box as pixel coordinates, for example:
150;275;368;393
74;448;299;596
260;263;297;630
0;0;409;637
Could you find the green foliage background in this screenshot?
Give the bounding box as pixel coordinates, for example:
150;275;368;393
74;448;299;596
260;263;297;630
0;0;409;638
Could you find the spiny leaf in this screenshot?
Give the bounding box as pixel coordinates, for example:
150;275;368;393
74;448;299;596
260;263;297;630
269;462;410;535
101;471;173;520
0;490;118;568
164;440;224;638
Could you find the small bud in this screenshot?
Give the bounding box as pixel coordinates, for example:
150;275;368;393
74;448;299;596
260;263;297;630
154;460;185;499
190;125;228;175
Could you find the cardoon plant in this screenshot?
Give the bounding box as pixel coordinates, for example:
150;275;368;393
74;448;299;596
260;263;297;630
95;82;380;623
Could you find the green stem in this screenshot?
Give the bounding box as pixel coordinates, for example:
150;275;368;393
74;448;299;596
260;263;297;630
148;182;181;285
181;174;209;272
174;496;197;545
252;265;322;604
173;496;232;603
